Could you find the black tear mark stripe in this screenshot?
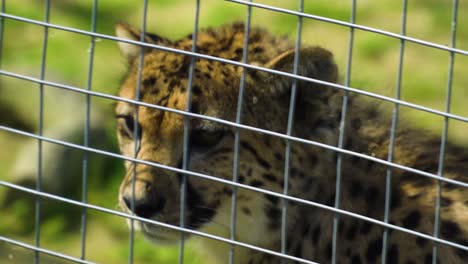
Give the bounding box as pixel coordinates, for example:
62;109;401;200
240;140;272;169
177;173;218;230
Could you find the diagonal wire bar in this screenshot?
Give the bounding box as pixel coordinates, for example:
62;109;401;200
34;1;51;263
381;1;408;263
0;171;467;264
225;0;468;57
0;236;95;264
179;1;201;263
80;0;98;260
0;70;467;189
0;180;320;264
433;1;459;263
229;0;252;263
1;125;467;255
331;0;355;262
0;13;467;123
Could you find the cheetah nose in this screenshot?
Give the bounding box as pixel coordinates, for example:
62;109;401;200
122;188;166;219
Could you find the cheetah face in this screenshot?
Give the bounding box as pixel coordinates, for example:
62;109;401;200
114;24;242;243
114;23;337;245
115;56;236;242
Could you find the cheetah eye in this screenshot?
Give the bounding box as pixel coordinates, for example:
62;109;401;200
190;129;225;151
117;114;142;140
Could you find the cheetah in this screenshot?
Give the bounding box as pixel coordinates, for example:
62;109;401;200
114;22;468;263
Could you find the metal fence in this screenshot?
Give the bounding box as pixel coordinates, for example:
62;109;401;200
0;0;467;263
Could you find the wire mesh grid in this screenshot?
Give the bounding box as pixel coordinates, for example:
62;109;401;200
0;0;467;264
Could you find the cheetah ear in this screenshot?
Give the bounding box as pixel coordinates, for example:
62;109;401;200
260;47;338;96
115;22;172;61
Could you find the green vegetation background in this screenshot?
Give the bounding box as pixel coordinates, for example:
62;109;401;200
0;0;467;263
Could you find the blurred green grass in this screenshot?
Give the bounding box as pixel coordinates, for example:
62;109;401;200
0;0;467;263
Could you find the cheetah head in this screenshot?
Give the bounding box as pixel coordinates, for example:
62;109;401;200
114;22;337;246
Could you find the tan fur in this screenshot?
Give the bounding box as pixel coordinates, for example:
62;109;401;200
115;22;468;263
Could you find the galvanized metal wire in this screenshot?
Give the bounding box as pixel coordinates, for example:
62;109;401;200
280;1;304;262
127;1;150;263
229;1;252;263
331;1;356;262
180;1;201;263
80;0;98;260
381;1;408;263
2;125;468;255
433;1;459;263
1;12;467;123
35;1;50;263
227;0;468;56
2;69;466;189
0;236;94;264
0;1;467;264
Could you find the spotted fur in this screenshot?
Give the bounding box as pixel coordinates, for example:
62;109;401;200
115;22;468;263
